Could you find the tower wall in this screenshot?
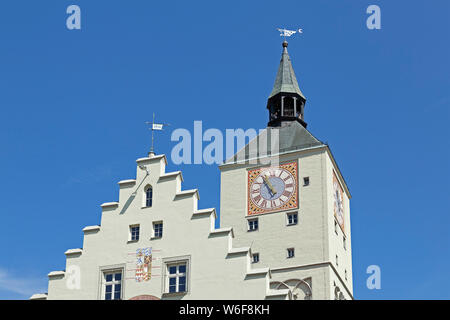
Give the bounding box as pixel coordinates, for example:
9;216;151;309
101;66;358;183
219;146;353;299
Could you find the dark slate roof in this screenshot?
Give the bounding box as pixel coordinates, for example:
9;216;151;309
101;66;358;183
222;121;325;165
268;41;305;100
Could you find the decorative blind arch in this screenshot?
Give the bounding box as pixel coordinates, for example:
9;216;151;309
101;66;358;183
270;278;312;300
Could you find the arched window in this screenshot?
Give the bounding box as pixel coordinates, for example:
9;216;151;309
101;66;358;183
145;186;153;207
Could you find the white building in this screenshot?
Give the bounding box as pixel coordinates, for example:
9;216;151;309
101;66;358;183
31;41;353;300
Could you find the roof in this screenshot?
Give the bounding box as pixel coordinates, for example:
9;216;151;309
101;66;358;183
219;122;351;197
222;121;325;165
268;41;305;100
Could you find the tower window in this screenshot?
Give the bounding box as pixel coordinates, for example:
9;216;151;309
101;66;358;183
287;248;295;258
145;186;153;207
252;253;260;263
345;270;348;280
287;212;298;225
153;222;163;238
334;220;338;235
303;177;310;186
248;219;258;232
343;236;347;250
336;254;339;266
334;286;341;300
130;225;140;242
103;270;122;300
283;97;295;117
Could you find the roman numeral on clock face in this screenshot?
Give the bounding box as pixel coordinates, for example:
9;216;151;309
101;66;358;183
253;195;261;203
282;190;291;198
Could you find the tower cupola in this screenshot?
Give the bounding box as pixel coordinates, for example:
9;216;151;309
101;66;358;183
267;41;307;127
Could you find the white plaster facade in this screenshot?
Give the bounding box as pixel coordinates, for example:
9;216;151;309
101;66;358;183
31;143;353;300
32;154;291;300
30;41;354;301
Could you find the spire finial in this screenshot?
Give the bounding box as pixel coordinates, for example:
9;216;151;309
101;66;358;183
277;27;303;40
282;40;288;48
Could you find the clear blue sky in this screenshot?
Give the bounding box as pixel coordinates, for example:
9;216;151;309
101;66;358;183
0;0;448;299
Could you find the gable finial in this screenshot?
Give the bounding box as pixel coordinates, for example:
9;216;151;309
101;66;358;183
145;113;169;157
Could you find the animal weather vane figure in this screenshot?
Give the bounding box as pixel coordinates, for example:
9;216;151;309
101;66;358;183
277;27;303;41
145;113;169;156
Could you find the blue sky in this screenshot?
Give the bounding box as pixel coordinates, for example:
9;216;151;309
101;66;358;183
0;0;449;299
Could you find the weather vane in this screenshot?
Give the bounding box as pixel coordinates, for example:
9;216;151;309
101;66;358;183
277;27;303;41
145;113;169;156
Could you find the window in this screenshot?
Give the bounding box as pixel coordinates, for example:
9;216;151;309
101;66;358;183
336;254;339;266
303;177;310;186
287;248;295;258
334;220;338;235
166;263;187;293
343;236;347;250
103;271;122;300
130;225;140;241
287;212;298;225
345;270;348;280
153;222;163;238
145;186;153;207
334;286;341;300
283;97;294;117
252;253;260;263
248;218;258;232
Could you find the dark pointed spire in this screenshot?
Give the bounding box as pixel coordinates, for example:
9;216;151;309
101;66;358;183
267;41;307;128
269;41;305;100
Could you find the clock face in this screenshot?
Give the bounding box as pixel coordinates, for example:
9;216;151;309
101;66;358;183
248;162;298;216
333;172;345;232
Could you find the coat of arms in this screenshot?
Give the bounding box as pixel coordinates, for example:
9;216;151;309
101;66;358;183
135;247;152;282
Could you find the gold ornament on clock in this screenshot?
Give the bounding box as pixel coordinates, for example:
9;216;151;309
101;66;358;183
247;161;299;216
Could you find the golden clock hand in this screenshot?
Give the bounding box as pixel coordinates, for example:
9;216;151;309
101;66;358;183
263;179;274;196
263;175;277;195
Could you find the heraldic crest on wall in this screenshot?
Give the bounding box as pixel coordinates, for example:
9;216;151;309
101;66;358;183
135;247;152;282
248;161;299;216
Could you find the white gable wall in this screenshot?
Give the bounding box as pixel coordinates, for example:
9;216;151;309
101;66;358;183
43;155;274;300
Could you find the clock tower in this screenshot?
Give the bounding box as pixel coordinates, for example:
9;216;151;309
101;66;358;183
219;41;354;300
